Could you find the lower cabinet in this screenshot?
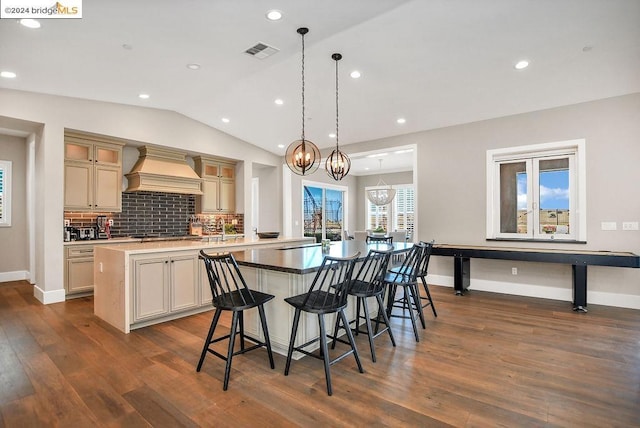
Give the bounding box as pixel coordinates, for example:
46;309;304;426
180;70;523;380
65;245;96;296
132;252;200;323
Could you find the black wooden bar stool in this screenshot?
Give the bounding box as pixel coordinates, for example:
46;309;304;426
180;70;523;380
332;248;395;362
284;253;362;396
197;250;275;391
383;242;426;342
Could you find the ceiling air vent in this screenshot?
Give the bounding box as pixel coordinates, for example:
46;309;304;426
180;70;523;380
244;42;279;59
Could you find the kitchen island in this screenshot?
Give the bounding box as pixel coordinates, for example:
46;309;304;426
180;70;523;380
93;236;314;333
231;240;412;357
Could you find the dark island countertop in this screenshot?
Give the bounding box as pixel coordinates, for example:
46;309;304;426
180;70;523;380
230;240;413;275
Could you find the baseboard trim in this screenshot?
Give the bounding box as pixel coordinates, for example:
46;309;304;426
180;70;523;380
0;270;29;283
33;285;66;304
426;274;640;310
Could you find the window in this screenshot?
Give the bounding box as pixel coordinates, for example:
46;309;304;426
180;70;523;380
303;183;347;242
486;139;586;241
0;160;12;227
366;184;414;237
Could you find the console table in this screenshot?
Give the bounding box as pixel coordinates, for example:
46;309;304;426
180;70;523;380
431;244;640;312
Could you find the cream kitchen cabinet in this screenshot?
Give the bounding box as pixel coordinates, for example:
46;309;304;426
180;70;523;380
64;132;124;212
131;252;200;323
194;156;236;213
65;245;95;296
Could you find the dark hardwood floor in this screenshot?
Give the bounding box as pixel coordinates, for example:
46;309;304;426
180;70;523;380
1;280;639;427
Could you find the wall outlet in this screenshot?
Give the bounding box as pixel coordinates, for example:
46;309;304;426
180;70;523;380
64;219;70;227
511;267;518;275
622;221;639;231
108;219;114;227
601;221;617;231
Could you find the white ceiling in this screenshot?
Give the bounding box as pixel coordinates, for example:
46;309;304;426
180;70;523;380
1;0;639;176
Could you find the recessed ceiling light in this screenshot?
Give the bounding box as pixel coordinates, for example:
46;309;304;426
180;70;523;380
221;117;230;123
274;98;284;105
1;71;17;79
350;70;361;79
138;93;150;99
266;10;282;21
19;19;41;29
186;63;201;70
277;144;285;149
364;167;370;171
514;60;529;70
396;118;406;124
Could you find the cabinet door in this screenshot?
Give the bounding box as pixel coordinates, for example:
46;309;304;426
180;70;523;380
200;263;213;305
197;179;219;213
170;254;199;311
65;162;92;210
66;257;94;294
94;165;122;211
219;163;235;179
219;179;235;212
133;258;170;322
94;143;121;166
65;141;93;162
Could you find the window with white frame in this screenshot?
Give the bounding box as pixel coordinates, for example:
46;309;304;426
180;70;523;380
303;182;347;242
366;184;414;237
486;139;586;241
0;160;12;227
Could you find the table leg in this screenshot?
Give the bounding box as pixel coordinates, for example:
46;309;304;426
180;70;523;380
572;264;588;312
454;257;470;295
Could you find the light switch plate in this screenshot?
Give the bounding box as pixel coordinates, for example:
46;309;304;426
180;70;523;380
622;222;639;231
601;222;617;231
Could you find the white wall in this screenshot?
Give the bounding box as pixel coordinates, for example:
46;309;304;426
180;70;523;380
341;93;640;309
0;134;28;281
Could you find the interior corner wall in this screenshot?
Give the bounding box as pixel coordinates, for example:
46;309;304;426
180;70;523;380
0;134;28;281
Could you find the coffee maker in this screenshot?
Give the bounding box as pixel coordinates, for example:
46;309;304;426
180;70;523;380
96;215;110;239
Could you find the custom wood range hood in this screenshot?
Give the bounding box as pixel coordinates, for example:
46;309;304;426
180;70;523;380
125;146;203;195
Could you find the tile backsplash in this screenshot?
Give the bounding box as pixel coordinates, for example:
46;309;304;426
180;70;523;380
64;191;243;238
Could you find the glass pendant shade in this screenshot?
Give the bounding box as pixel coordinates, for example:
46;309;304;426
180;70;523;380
367;187;396;206
366;159;396;205
286;139;321;175
286;27;320;176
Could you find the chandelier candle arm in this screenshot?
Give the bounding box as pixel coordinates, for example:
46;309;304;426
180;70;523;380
286;27;320;176
326;52;351;180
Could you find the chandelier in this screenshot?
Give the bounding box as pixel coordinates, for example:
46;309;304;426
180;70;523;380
325;53;350;180
366;159;396;205
285;27;321;176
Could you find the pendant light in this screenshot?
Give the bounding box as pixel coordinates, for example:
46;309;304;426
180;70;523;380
286;27;321;176
366;159;396;205
325;53;350;180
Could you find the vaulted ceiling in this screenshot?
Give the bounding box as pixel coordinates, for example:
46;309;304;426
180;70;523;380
1;0;639;175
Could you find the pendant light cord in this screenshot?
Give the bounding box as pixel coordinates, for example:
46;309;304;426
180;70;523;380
335;54;339;151
301;30;306;141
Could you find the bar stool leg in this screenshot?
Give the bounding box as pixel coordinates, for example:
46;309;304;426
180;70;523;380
223;311;240;391
197;308;222;372
257;305;275;369
284;308;302;376
375;293;396;347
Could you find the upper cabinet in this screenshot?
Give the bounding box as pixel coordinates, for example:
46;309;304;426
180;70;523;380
193;156;236;213
64;132;125;212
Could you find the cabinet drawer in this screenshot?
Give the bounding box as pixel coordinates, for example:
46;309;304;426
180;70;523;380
67;246;95;258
